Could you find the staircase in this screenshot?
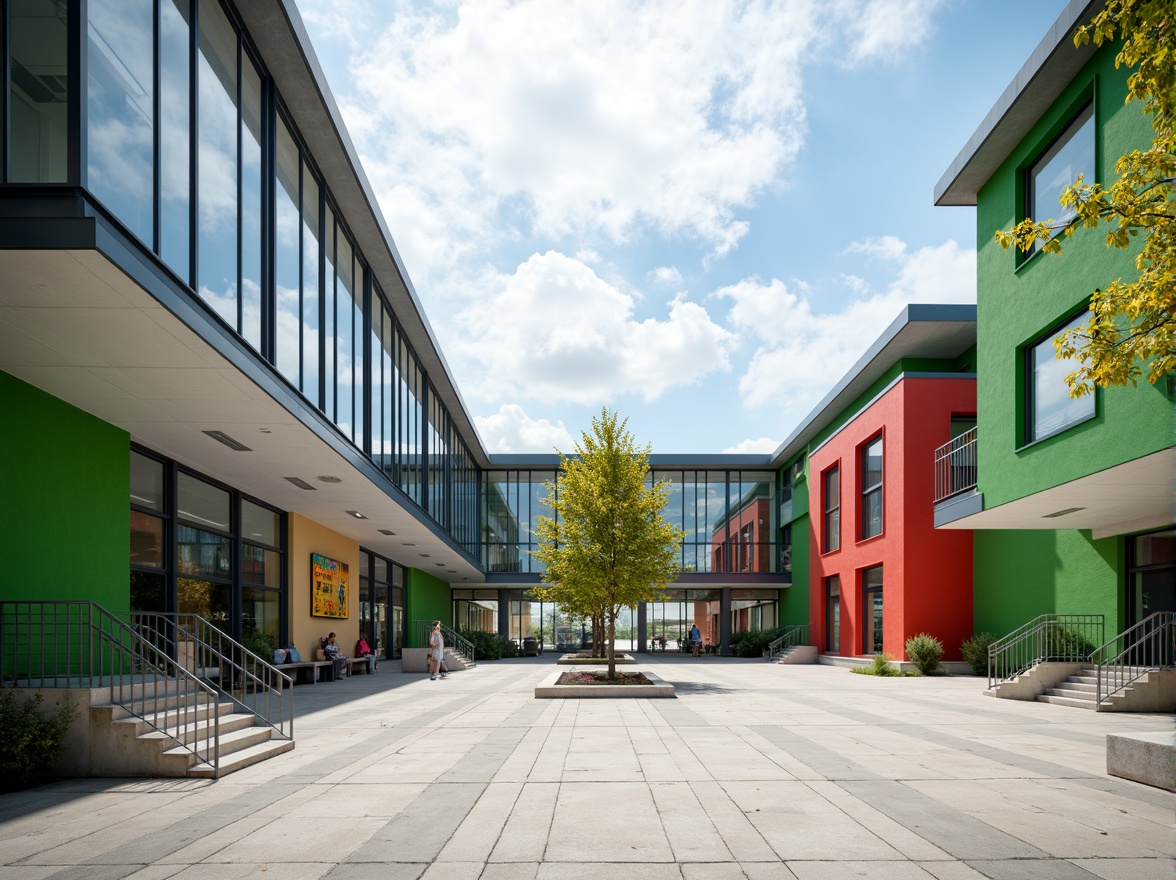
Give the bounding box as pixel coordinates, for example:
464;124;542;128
1;602;295;779
1038;665;1170;711
91;683;294;777
774;644;818;664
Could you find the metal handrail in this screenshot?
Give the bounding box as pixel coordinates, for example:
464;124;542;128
1092;612;1174;710
933;427;977;503
0;600;222;770
412;620;476;665
767;624;810;660
987;613;1104;689
131;613;293;742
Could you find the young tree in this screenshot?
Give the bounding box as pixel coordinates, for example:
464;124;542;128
995;0;1174;393
533;408;683;679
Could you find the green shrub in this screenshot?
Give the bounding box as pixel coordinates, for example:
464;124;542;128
905;633;944;676
729;626;787;658
1046;626;1096;660
455;629;519;661
960;632;995;676
851;653;900;676
0;690;78;792
242;628;277;660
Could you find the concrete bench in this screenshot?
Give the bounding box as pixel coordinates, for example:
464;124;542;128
351;656;376;674
280;660;337;684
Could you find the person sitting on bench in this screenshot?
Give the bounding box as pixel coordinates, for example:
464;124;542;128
355;633;378;671
321;632;352;677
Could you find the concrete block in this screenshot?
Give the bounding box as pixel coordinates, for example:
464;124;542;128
1106;731;1175;790
984;662;1084;700
534;667;675;698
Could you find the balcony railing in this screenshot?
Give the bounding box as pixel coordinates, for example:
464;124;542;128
934;427;977;503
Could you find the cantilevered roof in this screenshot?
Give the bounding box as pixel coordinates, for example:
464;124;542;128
768;304;977;468
236;1;491;466
934;0;1104;207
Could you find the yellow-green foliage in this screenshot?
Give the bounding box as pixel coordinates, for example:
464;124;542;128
533;408;684;678
996;0;1174;392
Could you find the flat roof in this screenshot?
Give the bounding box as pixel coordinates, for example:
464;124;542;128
934;0;1103;207
767;304;977;468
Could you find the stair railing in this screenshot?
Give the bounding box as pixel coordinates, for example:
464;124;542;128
987;614;1104;690
131;613;293;741
412;620;476;665
1092;612;1174;710
767;624;811;661
0;600;221;771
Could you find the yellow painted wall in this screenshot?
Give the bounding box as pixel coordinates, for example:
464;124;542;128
288;513;360;658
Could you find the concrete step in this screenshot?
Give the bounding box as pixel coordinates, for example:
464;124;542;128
109;701;235;733
163;723;278;761
1045;686;1099;700
135;711;258;745
187;737;296;778
1037;693;1097;709
1057;680;1098;693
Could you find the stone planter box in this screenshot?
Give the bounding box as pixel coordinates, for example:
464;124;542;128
555;652;636;666
534;667;675;698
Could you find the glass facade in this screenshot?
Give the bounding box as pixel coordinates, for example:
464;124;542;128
1028;311;1096;442
19;0;484;559
863;566;883;654
861;436;882;539
1027;102;1094;254
358;549;405;659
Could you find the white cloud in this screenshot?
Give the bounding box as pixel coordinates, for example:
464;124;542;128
650;266;684;286
833;0;944;66
722;437;780;454
846;235;908;261
456;251;735;405
720;238;975;419
474;404;575;454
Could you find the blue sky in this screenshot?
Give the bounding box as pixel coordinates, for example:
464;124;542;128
295;0;1070;456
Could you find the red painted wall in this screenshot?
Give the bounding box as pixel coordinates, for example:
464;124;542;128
808;377;975;660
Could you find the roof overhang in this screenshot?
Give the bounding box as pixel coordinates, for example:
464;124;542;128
769;304;977;468
935;448;1174;539
934;0;1104;207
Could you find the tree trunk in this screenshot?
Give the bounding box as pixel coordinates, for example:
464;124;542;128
607;610;618;680
593;615;604;657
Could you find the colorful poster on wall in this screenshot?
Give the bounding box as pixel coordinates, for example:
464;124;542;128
311;553;349;619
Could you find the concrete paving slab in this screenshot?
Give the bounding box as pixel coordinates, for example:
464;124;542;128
1;660;1170;880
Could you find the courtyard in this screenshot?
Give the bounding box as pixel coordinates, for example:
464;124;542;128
0;657;1171;880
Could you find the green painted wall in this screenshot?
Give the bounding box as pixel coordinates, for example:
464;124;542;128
0;372;129;607
974;42;1167;509
973;529;1124;636
779;513;809;629
406;568;451;647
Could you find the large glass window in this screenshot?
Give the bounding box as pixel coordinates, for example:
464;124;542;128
9;0;69;182
863;566;883;655
861;436;882;539
1128;528;1175;626
1028;311;1095;442
825;576;840;654
302;174;321;402
195;0;239;328
87;0;154;244
240;56;263;351
823;466;840;553
274;116;301;382
159;0;191;280
1027;103;1094;254
453;590;498;634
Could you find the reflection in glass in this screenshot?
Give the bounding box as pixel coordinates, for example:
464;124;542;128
861;436;883;539
131;511;165;567
9;0;69;182
242;587;279;644
240;55;263;351
177;472;230;530
323;205;336;419
863;566;883;654
240;499;279;546
178;577;231;628
87;0;153;243
275;116;301;382
241;544;280;587
302;174;321;401
159;0;191;280
1030;312;1095;441
826;575;840;653
177;525;231;578
1029;104;1094;252
196;0;239;328
130;450;164;510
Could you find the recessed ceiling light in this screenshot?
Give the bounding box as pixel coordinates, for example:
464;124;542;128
447;570;456;574
258;428;272;434
203;430;251;451
435;563;445;567
345;510;367;519
419;553;430;557
402;543;415;547
377;529;395;536
317;475;342;483
284;477;316;490
1042;507;1085;518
